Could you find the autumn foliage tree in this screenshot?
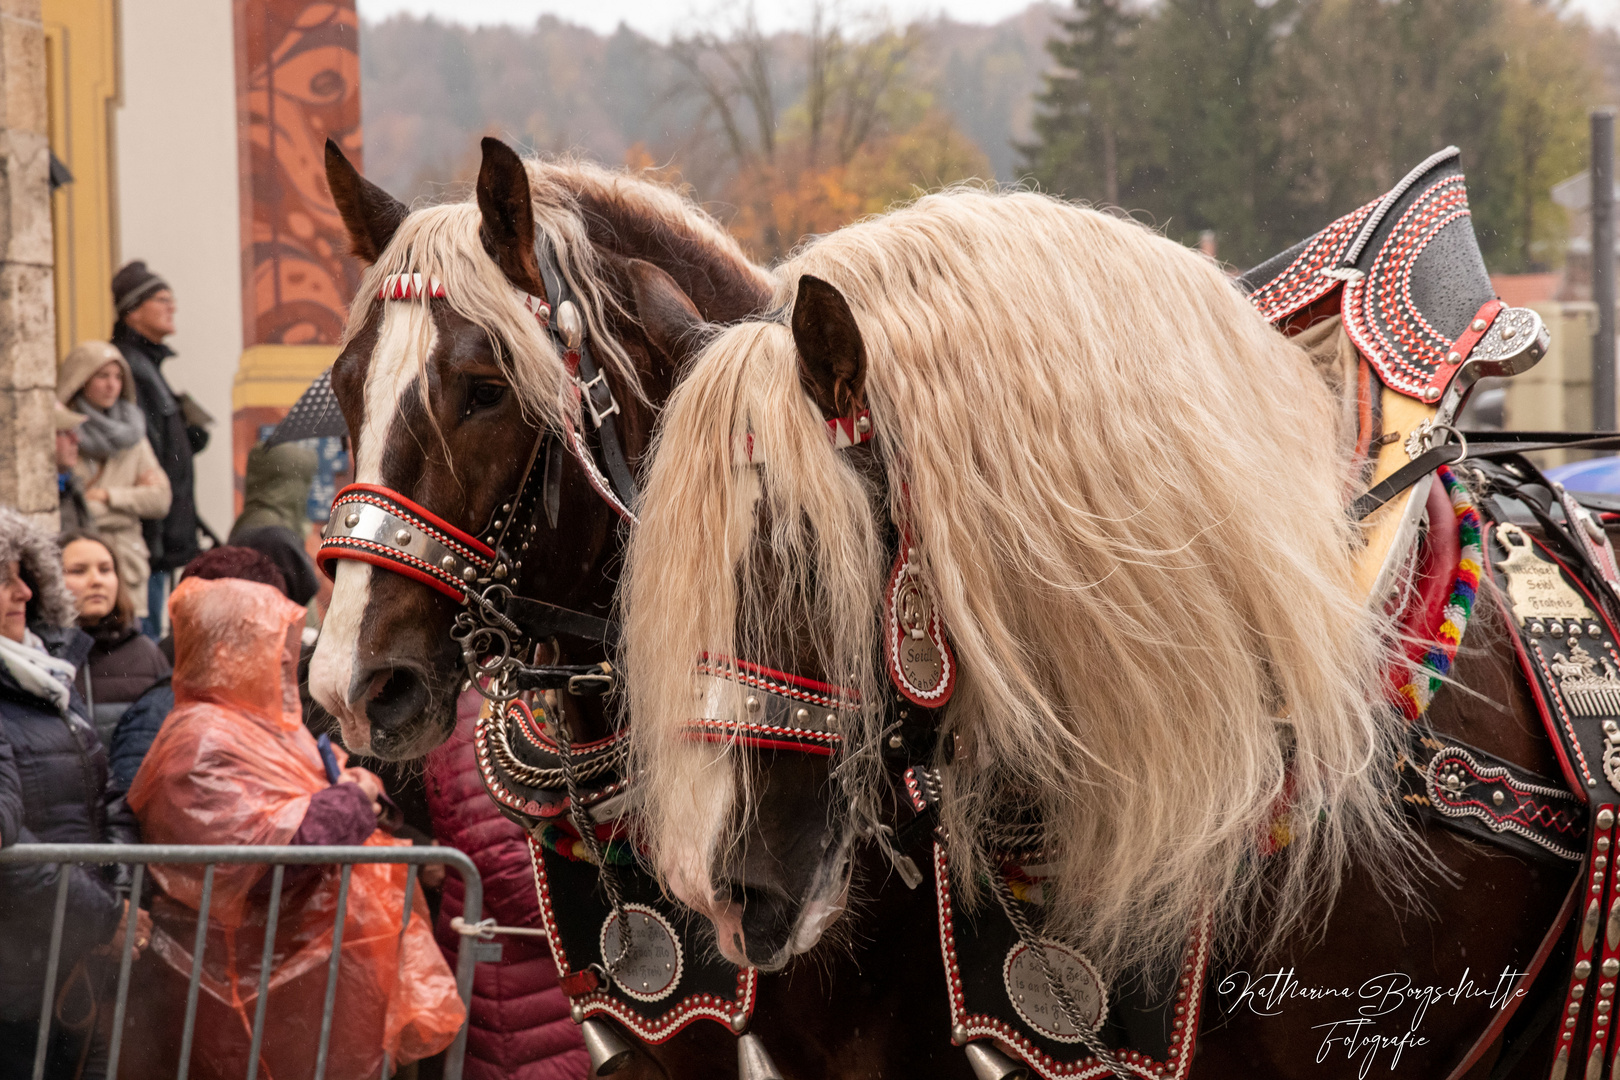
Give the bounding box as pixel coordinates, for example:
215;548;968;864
670;5;992;261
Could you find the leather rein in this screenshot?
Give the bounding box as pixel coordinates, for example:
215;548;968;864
316;251;638;703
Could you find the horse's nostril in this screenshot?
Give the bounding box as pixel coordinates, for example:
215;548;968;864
719;880;799;966
365;666;430;738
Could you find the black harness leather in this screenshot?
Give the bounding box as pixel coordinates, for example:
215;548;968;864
1464;458;1620;1080
536;239;639;514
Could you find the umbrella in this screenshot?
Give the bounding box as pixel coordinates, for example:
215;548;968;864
264;368;347;446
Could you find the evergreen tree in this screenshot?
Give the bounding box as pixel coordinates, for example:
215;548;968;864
1024;0;1604;272
1024;0;1138;207
1130;0;1298;265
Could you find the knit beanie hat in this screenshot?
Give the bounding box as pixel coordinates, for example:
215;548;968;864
112;260;170;316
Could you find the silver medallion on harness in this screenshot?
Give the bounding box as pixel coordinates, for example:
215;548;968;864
1002;940;1107;1042
600;903;683;1002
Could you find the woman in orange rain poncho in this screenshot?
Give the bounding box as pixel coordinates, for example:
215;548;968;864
121;576;464;1080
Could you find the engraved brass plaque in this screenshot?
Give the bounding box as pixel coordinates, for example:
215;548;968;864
1494;522;1592;623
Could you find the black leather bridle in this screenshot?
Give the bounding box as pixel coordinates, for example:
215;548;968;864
316;243;640;703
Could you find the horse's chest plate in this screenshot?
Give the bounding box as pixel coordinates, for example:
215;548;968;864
475;700;758;1041
1003;941;1107;1041
933;844;1207;1078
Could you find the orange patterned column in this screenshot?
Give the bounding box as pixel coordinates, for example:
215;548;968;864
231;0;362;517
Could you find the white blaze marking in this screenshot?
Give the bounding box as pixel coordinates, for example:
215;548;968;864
308;304;436;750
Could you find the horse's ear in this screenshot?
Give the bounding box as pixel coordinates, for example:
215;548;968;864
791;275;865;417
325;138;407;264
626;258;708;365
475;137;544;296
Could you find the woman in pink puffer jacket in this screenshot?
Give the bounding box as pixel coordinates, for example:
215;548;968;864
426;693;587;1079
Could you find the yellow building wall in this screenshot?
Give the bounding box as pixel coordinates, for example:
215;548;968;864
43;0;119;361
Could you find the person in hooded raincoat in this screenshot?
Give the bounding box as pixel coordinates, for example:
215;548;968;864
121;576;464;1080
57;341;171;622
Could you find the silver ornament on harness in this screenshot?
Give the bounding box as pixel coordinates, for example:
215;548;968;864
580;1018;634;1076
556;299;585;349
963;1041;1028;1080
1002;939;1107;1042
598;903;683;1002
736;1032;785;1080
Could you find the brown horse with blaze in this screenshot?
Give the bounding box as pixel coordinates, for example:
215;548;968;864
305;137;770;761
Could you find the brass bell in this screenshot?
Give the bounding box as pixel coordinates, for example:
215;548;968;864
580;1018;635;1076
964;1041;1029;1080
736;1032;784;1080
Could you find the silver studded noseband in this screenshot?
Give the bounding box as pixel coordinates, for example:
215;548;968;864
319;483;497;601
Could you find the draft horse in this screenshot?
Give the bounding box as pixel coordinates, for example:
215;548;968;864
617;151;1620;1079
307;138;976;1078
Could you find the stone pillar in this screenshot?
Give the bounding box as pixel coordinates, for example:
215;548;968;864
0;0;57;531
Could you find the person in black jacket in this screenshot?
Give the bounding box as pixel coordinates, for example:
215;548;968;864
58;533;170;746
110;261;208;635
0;506;147;1080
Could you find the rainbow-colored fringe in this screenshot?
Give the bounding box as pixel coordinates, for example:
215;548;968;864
1393;465;1482;720
536;822;635;866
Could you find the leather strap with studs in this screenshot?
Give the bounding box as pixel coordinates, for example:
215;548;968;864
1396;731;1585;864
679;658;859;757
1478;505;1620;1080
318;483;496;600
1547;807;1617;1080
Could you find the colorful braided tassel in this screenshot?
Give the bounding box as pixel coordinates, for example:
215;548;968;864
1393;466;1481;720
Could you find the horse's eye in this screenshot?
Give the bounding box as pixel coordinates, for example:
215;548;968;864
465;380;506;415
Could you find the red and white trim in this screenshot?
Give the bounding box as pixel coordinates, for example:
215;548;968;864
695;656;862;710
519;291;551;322
528;833;758;1042
378;272;447;300
935;844;1207;1079
737;409;874;464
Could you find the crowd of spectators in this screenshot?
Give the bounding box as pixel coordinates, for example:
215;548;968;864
0;262;465;1079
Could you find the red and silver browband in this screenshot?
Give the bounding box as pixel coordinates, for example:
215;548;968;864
681;657;861;756
379;273;447;301
377;272;551;323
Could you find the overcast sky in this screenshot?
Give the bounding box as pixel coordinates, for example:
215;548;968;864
357;0;1620;38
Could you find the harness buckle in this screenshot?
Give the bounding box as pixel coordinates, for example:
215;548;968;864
567;670;614;696
576;370;621;429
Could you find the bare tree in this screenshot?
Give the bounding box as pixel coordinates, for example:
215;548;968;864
670;6;779;169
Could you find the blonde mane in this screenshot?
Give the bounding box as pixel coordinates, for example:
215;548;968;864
623;189;1413;974
340;157;765;431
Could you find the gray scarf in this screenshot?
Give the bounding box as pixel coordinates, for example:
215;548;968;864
0;629;75;715
73;396;146;462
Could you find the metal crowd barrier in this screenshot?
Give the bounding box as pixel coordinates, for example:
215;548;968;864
0;844;488;1080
